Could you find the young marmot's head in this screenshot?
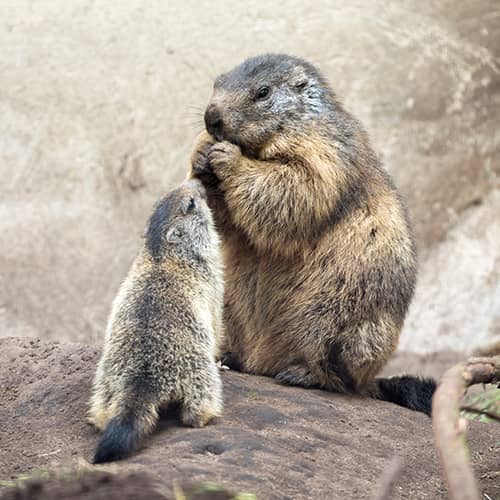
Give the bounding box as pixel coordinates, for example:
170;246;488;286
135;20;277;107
204;54;336;155
145;179;218;263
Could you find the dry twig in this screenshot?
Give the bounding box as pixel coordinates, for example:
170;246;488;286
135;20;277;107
432;356;500;500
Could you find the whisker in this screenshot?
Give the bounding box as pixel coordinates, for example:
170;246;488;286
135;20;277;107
186;105;205;112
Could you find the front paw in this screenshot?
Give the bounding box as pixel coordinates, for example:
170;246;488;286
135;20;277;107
208;141;241;179
190;132;217;184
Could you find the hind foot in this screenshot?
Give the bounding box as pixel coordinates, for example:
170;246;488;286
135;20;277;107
220;352;242;371
87;405;117;431
181;399;222;428
275;365;321;388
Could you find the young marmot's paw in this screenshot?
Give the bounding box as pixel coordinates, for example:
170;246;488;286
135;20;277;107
208;141;241;179
181;400;221;428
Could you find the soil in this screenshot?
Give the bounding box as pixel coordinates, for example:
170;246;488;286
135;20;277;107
1;337;498;500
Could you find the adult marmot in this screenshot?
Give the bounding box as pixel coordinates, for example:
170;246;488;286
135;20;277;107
189;54;435;414
88;179;224;463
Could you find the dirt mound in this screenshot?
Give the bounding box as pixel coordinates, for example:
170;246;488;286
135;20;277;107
1;337;498;500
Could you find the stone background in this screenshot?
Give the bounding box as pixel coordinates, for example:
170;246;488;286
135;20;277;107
1;0;498;351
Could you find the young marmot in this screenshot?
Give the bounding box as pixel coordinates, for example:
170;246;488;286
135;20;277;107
88;179;224;463
189;54;435;414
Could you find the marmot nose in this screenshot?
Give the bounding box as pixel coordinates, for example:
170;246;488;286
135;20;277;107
204;104;223;138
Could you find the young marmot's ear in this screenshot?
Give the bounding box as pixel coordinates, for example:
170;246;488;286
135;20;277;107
166;227;183;244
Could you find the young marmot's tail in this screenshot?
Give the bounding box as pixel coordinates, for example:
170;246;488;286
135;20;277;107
365;376;437;416
93;391;158;464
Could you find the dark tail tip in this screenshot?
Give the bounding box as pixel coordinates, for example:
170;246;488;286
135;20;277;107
93;416;140;464
375;375;437;416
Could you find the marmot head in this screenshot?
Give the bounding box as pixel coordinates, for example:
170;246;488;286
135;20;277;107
145;179;218;263
204;54;335;155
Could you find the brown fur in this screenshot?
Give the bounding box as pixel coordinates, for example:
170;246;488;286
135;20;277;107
189;54;417;397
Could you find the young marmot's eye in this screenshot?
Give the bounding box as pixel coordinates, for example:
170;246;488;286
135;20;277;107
187;197;196;211
255;86;271;101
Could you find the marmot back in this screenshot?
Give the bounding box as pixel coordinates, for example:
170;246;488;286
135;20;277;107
190;54;435;415
88;179;224;463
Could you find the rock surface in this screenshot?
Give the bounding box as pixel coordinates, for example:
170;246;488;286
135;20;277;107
0;1;498;351
1;337;498;500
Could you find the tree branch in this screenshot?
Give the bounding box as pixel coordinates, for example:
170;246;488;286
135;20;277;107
372;456;403;500
432;356;500;500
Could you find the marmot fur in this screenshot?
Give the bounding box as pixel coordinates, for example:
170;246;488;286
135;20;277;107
189;54;435;414
88;179;224;463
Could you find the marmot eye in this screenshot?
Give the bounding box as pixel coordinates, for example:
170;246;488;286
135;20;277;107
255;86;270;101
295;81;307;91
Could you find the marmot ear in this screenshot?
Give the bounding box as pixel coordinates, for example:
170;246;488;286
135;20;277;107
290;67;308;92
166;227;182;244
